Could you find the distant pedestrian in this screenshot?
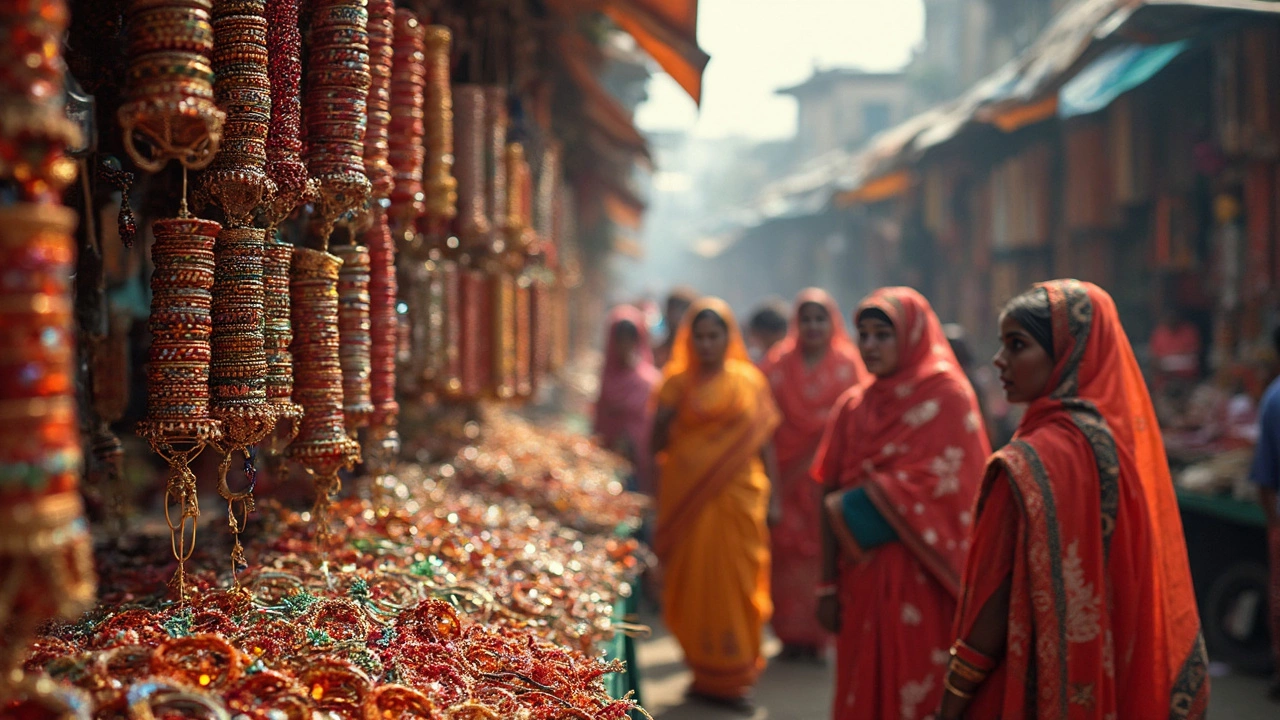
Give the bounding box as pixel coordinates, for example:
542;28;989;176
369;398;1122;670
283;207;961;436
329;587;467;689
1249;324;1280;702
760;289;865;662
747;298;790;364
653;287;697;369
813;287;989;720
593;306;660;494
651;298;780;710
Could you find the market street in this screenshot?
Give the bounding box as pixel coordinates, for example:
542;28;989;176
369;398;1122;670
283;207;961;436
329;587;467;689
635;613;1277;719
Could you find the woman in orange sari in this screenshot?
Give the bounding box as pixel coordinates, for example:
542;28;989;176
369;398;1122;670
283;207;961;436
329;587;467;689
938;280;1208;719
651;297;780;709
761;288;865;661
813;287;990;720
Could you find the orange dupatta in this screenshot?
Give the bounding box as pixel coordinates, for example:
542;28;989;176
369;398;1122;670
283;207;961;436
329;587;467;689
653;297;780;560
954;280;1208;719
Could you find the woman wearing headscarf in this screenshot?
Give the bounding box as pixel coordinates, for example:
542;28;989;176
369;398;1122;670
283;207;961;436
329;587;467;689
813;287;990;720
937;280;1208;719
650;297;780;709
593;306;661;494
760;289;866;661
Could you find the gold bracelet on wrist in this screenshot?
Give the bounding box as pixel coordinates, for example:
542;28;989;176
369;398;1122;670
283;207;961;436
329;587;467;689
942;674;974;700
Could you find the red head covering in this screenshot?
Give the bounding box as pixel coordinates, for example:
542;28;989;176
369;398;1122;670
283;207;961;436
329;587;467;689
762;288;865;469
812;287;990;595
594;305;660;490
961;280;1207;718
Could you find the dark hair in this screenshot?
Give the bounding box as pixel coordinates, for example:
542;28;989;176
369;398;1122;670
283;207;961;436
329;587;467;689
1002;287;1054;357
747;302;788;335
855;307;893;326
692;308;729;331
612;319;639;342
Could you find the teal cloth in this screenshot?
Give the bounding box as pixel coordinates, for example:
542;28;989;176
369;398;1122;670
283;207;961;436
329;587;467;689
841;487;897;549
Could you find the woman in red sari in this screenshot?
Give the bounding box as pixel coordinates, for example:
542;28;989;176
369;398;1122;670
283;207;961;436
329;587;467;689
813;287;990;720
761;288;865;661
938;280;1208;719
651;298;780;710
594;306;660;494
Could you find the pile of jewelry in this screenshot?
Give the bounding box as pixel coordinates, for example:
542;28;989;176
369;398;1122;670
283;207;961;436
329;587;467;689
430;408;647;535
24;460;643;718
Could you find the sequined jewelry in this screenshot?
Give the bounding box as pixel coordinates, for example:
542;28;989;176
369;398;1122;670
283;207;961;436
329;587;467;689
333;243;374;431
287;248;360;540
303;0;372;245
452;86;488;245
195;0;275;227
118;0;226;173
362;0;394;203
388;9;426;229
422;25;456;233
0;203;94;678
262;0;313;227
0;0;81;203
137;215;224;600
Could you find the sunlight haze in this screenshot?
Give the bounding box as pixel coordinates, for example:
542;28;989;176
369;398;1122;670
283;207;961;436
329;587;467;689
635;0;926;139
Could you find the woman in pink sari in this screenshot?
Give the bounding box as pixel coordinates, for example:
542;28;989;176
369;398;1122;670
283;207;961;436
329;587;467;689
594;306;661;493
761;289;865;661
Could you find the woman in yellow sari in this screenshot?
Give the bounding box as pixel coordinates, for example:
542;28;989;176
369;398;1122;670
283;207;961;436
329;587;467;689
651;297;781;710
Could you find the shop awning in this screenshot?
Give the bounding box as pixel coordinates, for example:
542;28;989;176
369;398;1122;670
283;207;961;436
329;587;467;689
604;0;708;105
557;33;652;163
835;170;912;208
548;0;709;105
1058;40;1189;117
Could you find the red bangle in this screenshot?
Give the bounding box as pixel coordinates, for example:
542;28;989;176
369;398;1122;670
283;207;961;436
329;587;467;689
950;639;997;674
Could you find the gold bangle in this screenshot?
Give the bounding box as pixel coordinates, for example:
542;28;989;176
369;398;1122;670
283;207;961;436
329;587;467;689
942;674;974;700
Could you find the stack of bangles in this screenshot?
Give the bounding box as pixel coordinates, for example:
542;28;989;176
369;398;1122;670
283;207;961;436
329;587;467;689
943;639;997;700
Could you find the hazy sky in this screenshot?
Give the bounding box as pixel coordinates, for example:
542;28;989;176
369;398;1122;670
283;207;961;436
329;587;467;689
635;0;925;139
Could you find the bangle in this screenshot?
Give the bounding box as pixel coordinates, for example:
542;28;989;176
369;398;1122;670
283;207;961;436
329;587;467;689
951;639;998;673
947;656;989;684
942;674;974;700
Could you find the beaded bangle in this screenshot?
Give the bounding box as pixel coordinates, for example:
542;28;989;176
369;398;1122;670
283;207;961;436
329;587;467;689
196;0;274;226
333;243;374;431
452;86;489;245
483;87;508;255
514;280;533;398
0;204;93;653
303;0;372;245
287;248;360;540
363;210;399;428
422;25;456;228
262;0;313;226
0;0;82;202
388;9;426;228
138;215;224;600
491;272;517;400
118;0;225;172
362;0;394;202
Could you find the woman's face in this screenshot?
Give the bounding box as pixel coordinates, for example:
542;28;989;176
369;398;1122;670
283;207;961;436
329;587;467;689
610;325;639;368
798;302;833;353
692;314;730;368
994;313;1055;403
857;317;899;377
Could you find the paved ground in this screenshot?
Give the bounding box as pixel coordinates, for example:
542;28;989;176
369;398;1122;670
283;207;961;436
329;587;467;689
633;613;1277;719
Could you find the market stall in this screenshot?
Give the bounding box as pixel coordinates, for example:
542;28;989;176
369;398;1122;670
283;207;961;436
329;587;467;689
0;0;691;715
